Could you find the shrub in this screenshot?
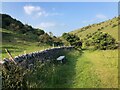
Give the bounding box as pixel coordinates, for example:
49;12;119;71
2;62;27;89
25;32;38;40
52;36;63;46
62;33;82;49
39;33;53;45
101;27;104;29
98;28;101;31
84;31;118;50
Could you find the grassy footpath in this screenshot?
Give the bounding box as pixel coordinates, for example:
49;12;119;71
72;50;118;88
25;50;118;88
1;27;118;88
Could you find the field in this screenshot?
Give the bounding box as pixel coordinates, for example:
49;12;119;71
72;50;118;88
1;28;118;88
2;42;51;59
1;28;52;59
23;49;118;88
1;15;118;88
2;36;118;88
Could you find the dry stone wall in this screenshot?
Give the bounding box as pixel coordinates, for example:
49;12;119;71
3;46;74;68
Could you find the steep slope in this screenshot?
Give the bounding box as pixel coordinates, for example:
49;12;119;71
70;17;118;41
1;28;51;58
1;14;46;42
0;14;62;58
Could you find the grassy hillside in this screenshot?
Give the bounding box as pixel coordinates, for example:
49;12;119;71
1;28;51;58
1;14;118;88
70;17;118;41
61;17;118;88
1;14;62;58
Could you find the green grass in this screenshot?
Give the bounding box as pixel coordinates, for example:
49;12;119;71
70;17;118;41
25;50;81;88
72;50;118;88
1;18;118;88
2;42;51;59
24;49;118;88
67;17;118;88
1;28;52;59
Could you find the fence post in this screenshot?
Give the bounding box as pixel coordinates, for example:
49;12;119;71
5;49;17;64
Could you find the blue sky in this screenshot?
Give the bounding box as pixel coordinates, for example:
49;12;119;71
2;2;118;36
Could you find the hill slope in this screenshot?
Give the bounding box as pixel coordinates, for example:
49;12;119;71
70;17;119;41
1;15;118;88
0;14;63;58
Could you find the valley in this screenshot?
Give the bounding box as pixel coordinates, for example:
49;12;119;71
0;13;119;88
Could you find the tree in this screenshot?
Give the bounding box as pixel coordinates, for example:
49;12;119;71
34;29;45;36
39;33;53;45
62;33;82;49
52;36;63;46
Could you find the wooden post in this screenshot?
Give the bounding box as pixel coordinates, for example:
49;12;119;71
5;49;17;64
24;50;26;54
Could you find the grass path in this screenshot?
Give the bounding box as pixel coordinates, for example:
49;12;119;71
72;50;102;88
86;50;118;88
1;41;118;88
72;50;118;88
26;50;118;88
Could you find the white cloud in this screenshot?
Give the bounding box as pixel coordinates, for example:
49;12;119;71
24;5;62;17
96;14;107;19
37;11;62;17
36;22;56;29
23;5;41;15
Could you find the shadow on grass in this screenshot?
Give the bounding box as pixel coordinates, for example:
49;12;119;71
25;49;83;88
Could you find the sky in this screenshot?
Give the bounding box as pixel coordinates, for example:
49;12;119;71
2;2;118;36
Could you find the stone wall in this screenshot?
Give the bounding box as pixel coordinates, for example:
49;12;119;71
3;46;74;68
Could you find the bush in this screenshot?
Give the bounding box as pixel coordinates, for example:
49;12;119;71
2;62;27;89
98;28;101;31
84;31;118;50
39;33;53;45
101;27;104;29
52;36;63;46
25;32;38;40
62;33;82;49
2;59;64;89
